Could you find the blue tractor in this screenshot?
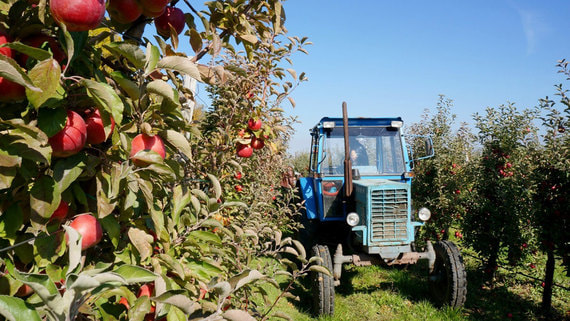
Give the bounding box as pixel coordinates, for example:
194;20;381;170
298;103;467;315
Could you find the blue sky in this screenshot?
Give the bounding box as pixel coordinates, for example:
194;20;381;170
274;1;570;153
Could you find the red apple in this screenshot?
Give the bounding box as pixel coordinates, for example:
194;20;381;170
130;133;166;166
51;200;69;221
154;6;185;38
236;143;252;158
85;109;115;144
118;297;130;309
250;136;264;150
20;34;66;66
49;0;106;31
0;31;13;57
247;118;262;131
0;32;26;102
234;185;243;192
234;171;242;180
68;214;103;250
137;283;154;297
0;77;26;102
49;110;87;158
138;0;169;16
107;0;143;24
15;284;33;297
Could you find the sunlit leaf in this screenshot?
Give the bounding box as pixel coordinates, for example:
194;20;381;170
26;58;63;109
156;56;201;81
0;296;42;321
105;42;145;69
113;265;157;283
30;175;61;219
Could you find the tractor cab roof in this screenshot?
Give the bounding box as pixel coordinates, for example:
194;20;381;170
315;117;403;129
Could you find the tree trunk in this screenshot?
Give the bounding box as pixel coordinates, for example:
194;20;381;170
541;249;555;315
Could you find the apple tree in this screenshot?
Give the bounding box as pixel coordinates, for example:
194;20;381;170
0;0;313;319
461;103;539;279
406;95;476;242
530;59;569;313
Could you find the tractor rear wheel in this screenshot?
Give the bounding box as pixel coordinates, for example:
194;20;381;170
311;244;335;316
428;240;467;308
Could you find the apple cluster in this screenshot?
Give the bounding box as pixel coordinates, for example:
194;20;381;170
236;118;266;158
49;109;115;158
106;0;186;39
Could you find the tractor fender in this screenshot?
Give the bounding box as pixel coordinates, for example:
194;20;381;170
299;177;318;219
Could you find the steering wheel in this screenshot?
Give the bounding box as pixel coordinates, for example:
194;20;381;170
322;181;340;197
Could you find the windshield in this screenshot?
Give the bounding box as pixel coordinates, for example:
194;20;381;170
320;126;406;176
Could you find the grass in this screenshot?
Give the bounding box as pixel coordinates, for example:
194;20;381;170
257;245;570;321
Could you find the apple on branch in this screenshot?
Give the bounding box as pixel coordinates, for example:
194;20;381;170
49;110;87;158
85;109;115;144
107;0;143;24
49;0;106;31
154;6;185;38
68;214;103;250
0;31;25;102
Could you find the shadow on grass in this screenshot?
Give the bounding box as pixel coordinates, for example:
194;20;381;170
286;259;568;321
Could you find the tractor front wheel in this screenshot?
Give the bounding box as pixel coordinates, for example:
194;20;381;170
311;244;335;316
428;240;467;308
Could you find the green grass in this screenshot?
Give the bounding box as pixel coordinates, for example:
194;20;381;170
258;248;570;321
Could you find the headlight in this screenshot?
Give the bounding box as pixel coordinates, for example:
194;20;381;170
346;212;360;226
418;207;431;221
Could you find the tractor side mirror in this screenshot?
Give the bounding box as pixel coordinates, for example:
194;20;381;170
425;138;434;157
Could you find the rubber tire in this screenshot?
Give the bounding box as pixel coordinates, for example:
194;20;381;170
311;244;335;316
428;241;467;308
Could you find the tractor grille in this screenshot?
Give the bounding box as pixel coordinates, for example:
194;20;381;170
370;188;408;241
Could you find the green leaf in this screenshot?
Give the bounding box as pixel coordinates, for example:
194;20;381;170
292;240;306;260
172;185;191;225
238;34;258;44
30;175;61;219
0;151;20;190
144;43;160;76
189;28;202;53
0;295;42;321
223;310;256;321
53;152;86;192
185;259;222;281
2;41;52;61
146;79;180;107
0;55;40;91
104;42;145;69
153;290;197;315
110;71;140;100
9;269;63;315
60;25;75;74
228;270;263;291
206;174;221;199
81;79;124;126
131;150;164;167
37;107;66;138
0;203;23;240
62;226;82;274
128;295;151;321
67;274;101;292
112;265;157;284
26;58;63;109
187;231;221;244
99;215;121;248
156;56;201;81
128;227;153;261
308;265;331;276
162;130;192;161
